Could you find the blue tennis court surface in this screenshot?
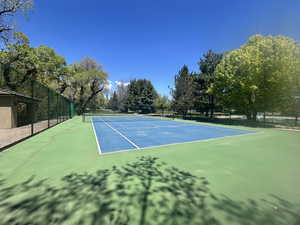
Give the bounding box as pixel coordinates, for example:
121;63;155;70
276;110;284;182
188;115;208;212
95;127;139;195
91;116;256;154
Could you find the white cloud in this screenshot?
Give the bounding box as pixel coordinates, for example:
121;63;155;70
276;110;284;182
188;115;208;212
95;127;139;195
103;80;130;96
104;80;113;90
115;81;130;87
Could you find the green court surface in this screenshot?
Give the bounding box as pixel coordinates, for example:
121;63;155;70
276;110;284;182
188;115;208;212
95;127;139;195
0;117;300;225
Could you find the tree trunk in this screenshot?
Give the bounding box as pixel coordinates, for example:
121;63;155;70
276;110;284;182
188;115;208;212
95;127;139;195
77;86;86;114
209;95;215;118
80;88;104;115
2;65;17;90
58;81;68;94
139;177;152;225
205;107;209;117
210;106;214;118
2;64;37;91
246;114;252;120
252;111;257;121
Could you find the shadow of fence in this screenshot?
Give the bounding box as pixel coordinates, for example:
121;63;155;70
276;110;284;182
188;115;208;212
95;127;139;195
0;156;299;225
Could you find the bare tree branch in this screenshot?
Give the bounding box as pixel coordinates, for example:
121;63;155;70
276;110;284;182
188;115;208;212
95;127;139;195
0;0;33;43
0;26;10;33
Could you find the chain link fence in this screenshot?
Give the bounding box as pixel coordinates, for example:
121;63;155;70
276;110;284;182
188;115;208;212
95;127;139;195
171;111;300;129
0;74;75;150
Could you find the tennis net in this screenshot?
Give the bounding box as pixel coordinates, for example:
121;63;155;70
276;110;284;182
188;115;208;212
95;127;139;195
82;113;174;123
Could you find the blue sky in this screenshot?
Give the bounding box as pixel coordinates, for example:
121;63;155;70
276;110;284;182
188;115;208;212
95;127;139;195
17;0;300;96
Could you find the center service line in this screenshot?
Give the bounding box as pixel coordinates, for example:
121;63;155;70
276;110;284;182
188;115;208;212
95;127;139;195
102;120;140;149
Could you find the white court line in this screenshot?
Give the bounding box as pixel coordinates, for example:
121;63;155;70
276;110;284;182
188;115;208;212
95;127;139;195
101;119;140;150
91;119;102;154
99;131;263;155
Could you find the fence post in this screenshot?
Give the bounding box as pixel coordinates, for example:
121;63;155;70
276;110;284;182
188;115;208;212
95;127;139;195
69;101;72;119
63;99;66;121
57;93;59;124
31;79;34;135
60;97;62;123
65;100;67;120
48;88;50;128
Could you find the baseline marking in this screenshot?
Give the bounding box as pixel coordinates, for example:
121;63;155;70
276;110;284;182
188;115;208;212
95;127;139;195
101;119;140;149
91;119;102;154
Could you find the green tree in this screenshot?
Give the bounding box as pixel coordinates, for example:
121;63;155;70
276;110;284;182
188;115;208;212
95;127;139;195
115;82;129;112
126;79;157;113
197;50;223;117
34;45;69;93
154;94;171;113
0;0;33;43
0;32;36;90
86;93;107;111
108;91;118;111
282;53;300;123
171;65;193;117
192;73;210;115
69;57;108;114
0;32;67;91
212;34;300;120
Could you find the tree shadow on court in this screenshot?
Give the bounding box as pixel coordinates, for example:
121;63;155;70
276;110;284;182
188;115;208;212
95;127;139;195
213;194;300;225
0;156;299;225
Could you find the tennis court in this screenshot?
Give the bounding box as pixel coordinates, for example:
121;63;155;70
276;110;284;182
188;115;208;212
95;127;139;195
86;114;256;154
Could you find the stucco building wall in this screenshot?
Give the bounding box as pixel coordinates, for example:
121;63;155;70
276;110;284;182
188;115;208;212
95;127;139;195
0;96;17;128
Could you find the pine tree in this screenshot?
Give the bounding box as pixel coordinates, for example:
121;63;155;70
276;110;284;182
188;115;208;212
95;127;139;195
192;73;210;116
108;91;118;111
197;50;223;117
172;65;193;117
126;79;157;113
